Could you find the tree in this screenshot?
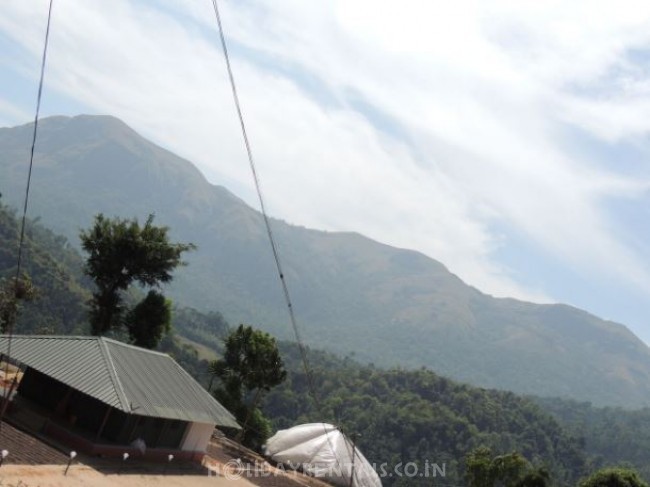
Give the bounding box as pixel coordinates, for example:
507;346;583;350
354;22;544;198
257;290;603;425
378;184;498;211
466;447;549;487
213;324;287;449
579;468;649;487
0;275;36;333
516;468;551;487
124;290;171;349
79;214;194;342
208;359;220;392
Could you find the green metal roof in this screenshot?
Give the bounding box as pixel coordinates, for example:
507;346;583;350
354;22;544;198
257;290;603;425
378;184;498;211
0;335;239;429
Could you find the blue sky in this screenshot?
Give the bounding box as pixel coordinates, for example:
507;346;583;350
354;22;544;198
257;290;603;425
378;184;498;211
3;0;650;342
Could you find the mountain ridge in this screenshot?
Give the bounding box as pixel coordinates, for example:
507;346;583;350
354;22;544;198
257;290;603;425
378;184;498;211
1;114;649;407
0;199;594;485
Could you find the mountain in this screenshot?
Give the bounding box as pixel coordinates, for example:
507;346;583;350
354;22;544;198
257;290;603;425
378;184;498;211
2;114;650;407
0;193;635;485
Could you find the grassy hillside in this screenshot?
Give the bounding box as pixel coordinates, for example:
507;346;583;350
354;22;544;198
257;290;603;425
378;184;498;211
2;115;650;406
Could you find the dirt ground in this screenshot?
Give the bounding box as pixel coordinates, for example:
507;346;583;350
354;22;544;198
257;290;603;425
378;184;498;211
0;464;257;487
0;422;333;487
0;458;331;487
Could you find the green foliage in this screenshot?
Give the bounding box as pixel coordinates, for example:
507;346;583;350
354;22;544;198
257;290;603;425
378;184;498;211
125;290;171;349
517;468;552;487
212;324;287;450
264;343;587;486
172;306;230;354
534;397;650;481
466;447;549;487
79;213;194;343
0;275;36;333
4;193;650;486
80;213;194;290
0;201;89;335
217;324;287;393
579;468;649;487
5;115;650;407
162;320;596;487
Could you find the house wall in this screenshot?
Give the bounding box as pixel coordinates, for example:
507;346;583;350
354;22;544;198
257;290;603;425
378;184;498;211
19;368;107;431
181;422;214;452
102;411;189;449
18;368;190;451
45;421;204;462
19;368;68;410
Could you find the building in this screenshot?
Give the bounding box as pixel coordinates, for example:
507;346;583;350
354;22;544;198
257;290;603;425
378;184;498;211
0;335;239;461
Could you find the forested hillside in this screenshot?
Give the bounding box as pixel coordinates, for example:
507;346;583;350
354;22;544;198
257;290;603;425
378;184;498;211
0;198;220;364
264;343;589;486
534;397;650;480
1;195;649;485
0;198;89;335
3;115;650;406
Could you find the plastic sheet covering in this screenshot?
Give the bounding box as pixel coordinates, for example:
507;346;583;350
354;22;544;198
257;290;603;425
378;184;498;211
264;423;382;487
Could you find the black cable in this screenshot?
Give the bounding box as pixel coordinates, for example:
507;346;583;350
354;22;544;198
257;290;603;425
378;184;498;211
2;0;55;416
208;0;321;416
208;1;351;480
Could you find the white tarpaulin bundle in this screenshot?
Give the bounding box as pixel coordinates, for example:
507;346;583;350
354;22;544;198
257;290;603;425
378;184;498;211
264;423;382;487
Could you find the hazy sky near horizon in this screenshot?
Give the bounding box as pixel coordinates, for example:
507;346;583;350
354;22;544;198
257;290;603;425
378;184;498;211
3;1;650;341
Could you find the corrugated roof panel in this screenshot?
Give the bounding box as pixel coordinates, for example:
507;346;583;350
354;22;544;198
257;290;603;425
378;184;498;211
0;336;239;429
107;340;239;428
0;336;125;409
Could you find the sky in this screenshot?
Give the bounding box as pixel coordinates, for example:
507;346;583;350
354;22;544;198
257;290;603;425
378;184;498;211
2;1;650;342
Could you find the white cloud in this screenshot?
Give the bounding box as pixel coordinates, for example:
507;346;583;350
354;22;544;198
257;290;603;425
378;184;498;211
3;0;650;311
217;1;650;289
0;99;31;128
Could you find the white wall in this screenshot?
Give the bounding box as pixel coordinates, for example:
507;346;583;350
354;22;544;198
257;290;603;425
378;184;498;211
181;422;214;452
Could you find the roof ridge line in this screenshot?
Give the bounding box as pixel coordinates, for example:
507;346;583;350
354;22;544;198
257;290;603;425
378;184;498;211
100;336;171;357
1;335;170;357
98;337;131;412
0;334;96;340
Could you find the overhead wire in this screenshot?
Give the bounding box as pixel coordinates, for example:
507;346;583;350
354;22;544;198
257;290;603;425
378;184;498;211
208;0;321;415
2;0;55;424
208;0;355;482
1;0;358;478
15;0;55;294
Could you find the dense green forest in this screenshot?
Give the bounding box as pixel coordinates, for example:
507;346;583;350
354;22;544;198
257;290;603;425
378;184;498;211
263;343;588;486
1;198;650;485
0;199;90;335
534;397;650;480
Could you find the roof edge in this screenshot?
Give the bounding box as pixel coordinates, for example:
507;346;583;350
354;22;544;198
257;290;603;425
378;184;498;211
97;338;131;412
99;336;171;357
0;335;173;358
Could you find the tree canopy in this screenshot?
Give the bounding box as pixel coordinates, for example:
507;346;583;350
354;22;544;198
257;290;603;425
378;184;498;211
212;324;287;449
217;324;287;393
0;275;36;333
579;468;649;487
466;447;550;487
124;290;172;349
262;343;587;486
0;201;88;335
80;213;194;344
